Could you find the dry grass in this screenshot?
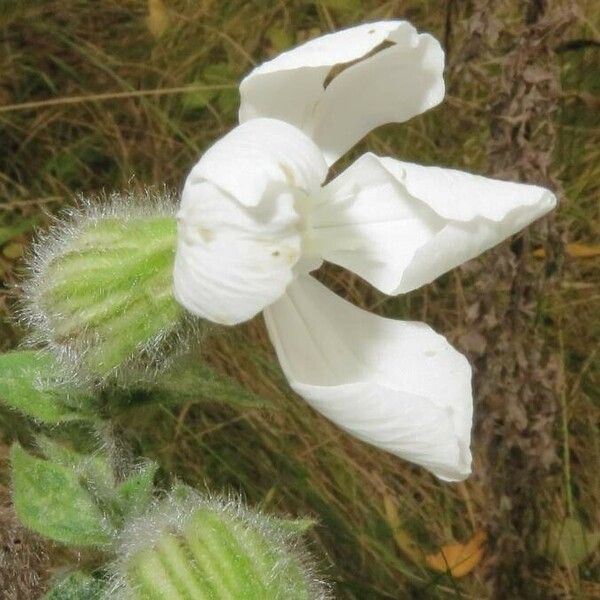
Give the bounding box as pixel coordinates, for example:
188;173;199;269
1;1;599;598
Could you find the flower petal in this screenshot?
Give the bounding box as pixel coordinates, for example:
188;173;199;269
186;118;328;207
239;22;444;165
174;180;301;325
315;154;556;294
263;275;472;481
174;118;328;325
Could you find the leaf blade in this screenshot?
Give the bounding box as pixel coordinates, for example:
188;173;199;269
43;572;105;600
11;444;114;547
0;351;95;423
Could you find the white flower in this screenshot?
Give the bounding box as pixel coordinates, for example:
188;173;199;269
173;22;556;481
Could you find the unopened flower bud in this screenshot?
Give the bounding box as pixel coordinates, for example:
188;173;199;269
108;490;329;599
22;189;195;381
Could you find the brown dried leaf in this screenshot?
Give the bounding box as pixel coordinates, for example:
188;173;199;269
425;530;486;578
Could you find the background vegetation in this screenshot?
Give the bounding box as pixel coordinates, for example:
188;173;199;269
1;1;599;598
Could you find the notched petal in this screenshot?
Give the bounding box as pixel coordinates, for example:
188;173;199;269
322;40;395;89
240;21;445;165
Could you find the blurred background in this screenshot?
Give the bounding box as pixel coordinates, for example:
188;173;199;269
1;1;599;598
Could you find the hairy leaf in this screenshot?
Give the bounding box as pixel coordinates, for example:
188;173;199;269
116;360;271;411
113;461;158;522
43;572;105;600
0;351;95;423
11;444;114;547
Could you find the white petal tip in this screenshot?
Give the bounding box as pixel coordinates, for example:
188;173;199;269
430;449;472;482
320;155;560;297
264;276;474;483
542;189;558;212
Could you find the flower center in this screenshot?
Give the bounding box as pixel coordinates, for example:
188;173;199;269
292;192;324;275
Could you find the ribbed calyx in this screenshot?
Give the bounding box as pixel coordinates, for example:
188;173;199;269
108;491;328;600
22;190;192;382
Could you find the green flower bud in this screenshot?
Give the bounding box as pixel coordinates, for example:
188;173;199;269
22;189;198;381
108;490;329;600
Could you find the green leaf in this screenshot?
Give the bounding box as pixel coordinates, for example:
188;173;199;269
35;439;156;528
0;351;96;423
162;361;269;407
273;517;317;536
181;86;218;112
11;444;114;547
181;64;237;116
202;62;235;83
36;436;115;492
542;517;600;566
113;461;158;521
43;571;105;600
121;360;271;410
215;88;239;117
